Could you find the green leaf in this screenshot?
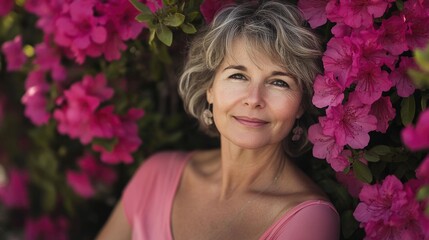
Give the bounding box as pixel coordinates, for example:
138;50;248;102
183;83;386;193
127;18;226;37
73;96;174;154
400;95;416;125
422;93;429;110
341;210;359;238
417;185;429;201
353;160;373;183
370;145;391;155
186;11;200;22
364;151;380;162
180;22;197;34
408;69;429;88
395;0;404;11
162;0;176;6
135;12;154;23
92;138;118;152
414;45;429;72
163;13;185;27
149;29;156;46
41;181;57;212
129;0;152;15
156;24;173;46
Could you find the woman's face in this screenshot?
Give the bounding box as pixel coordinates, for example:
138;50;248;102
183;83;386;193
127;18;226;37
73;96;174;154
207;38;304;150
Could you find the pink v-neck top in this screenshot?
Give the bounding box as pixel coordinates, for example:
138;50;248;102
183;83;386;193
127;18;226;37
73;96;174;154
122;151;340;240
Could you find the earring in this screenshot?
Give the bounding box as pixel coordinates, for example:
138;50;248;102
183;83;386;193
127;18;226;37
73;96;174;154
292;120;303;141
202;104;213;125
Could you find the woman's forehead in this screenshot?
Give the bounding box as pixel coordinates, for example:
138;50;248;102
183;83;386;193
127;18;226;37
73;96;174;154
222;37;287;71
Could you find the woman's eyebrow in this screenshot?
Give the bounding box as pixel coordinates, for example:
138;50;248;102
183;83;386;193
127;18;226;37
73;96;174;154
271;71;293;78
223;65;247;72
223;66;296;82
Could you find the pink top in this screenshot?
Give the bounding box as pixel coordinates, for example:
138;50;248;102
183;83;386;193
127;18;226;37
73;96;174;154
122;151;340;240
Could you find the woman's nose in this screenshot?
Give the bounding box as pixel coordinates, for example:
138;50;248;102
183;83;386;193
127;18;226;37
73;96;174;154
243;83;265;108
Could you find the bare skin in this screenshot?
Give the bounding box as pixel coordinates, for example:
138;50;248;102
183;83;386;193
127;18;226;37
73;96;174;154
171;149;327;240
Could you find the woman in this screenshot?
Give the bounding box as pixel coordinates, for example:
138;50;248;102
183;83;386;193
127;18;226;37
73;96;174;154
97;1;340;239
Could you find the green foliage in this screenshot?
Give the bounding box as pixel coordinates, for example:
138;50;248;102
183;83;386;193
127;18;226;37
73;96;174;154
400;95;416;125
129;0;200;47
409;44;429;89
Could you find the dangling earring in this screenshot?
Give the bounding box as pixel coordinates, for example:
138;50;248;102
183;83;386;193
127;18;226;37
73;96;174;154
292;119;303;141
202;104;213;125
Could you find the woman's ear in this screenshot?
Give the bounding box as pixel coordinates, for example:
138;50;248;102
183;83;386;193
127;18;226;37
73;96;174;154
297;107;304;119
206;87;213;104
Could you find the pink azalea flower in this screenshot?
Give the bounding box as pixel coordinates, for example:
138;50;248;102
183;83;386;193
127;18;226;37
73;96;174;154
0;168;29;209
77;153;117;184
323;36;360;87
312;72;345;108
352;28;396;69
52;0;109;64
66;170;95;198
144;0;163;13
308;122;343;167
24;0;64;34
93;108;144;164
54;74;116;144
297;0;331;28
403;0;429;50
336;170;366;198
416;154;429;181
100;32;127;61
325;0;342;23
21;70;51;126
330;23;353;38
81;73;114;102
200;0;235;23
0;0;14;16
88;106;122;142
354;64;392;105
336;0;394;28
34;41;67;81
402;109;429;151
320;93;377;149
369;96;396;133
95;0;144;41
54;84;101;144
354;175;426;240
25;215;69;240
390;57;417;98
378;15;409;55
66;153;117;197
329;149;352;172
1;35;27;71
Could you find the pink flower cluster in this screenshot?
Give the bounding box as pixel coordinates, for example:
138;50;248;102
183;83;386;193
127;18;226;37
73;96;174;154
66;153;117;198
1;35;27;71
200;0;235;23
303;0;429;172
402;109;429;151
0;168;29;209
54;73;143;164
21;40;68;126
21;70;51;126
0;0;14;16
25;215;69;240
353;175;429;240
24;0;149;64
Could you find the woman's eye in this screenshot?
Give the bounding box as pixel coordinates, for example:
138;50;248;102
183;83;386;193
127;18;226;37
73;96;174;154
271;80;290;88
228;73;246;80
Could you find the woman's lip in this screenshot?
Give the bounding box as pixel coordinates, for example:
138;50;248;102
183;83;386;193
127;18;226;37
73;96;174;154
233;116;268;127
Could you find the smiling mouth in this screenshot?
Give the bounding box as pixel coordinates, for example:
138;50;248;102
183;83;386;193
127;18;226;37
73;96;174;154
233;116;269;127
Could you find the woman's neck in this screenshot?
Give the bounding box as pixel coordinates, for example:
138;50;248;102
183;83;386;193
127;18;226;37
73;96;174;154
216;139;288;201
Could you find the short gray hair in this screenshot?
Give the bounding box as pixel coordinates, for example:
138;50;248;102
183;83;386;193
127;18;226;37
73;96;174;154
179;1;322;156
